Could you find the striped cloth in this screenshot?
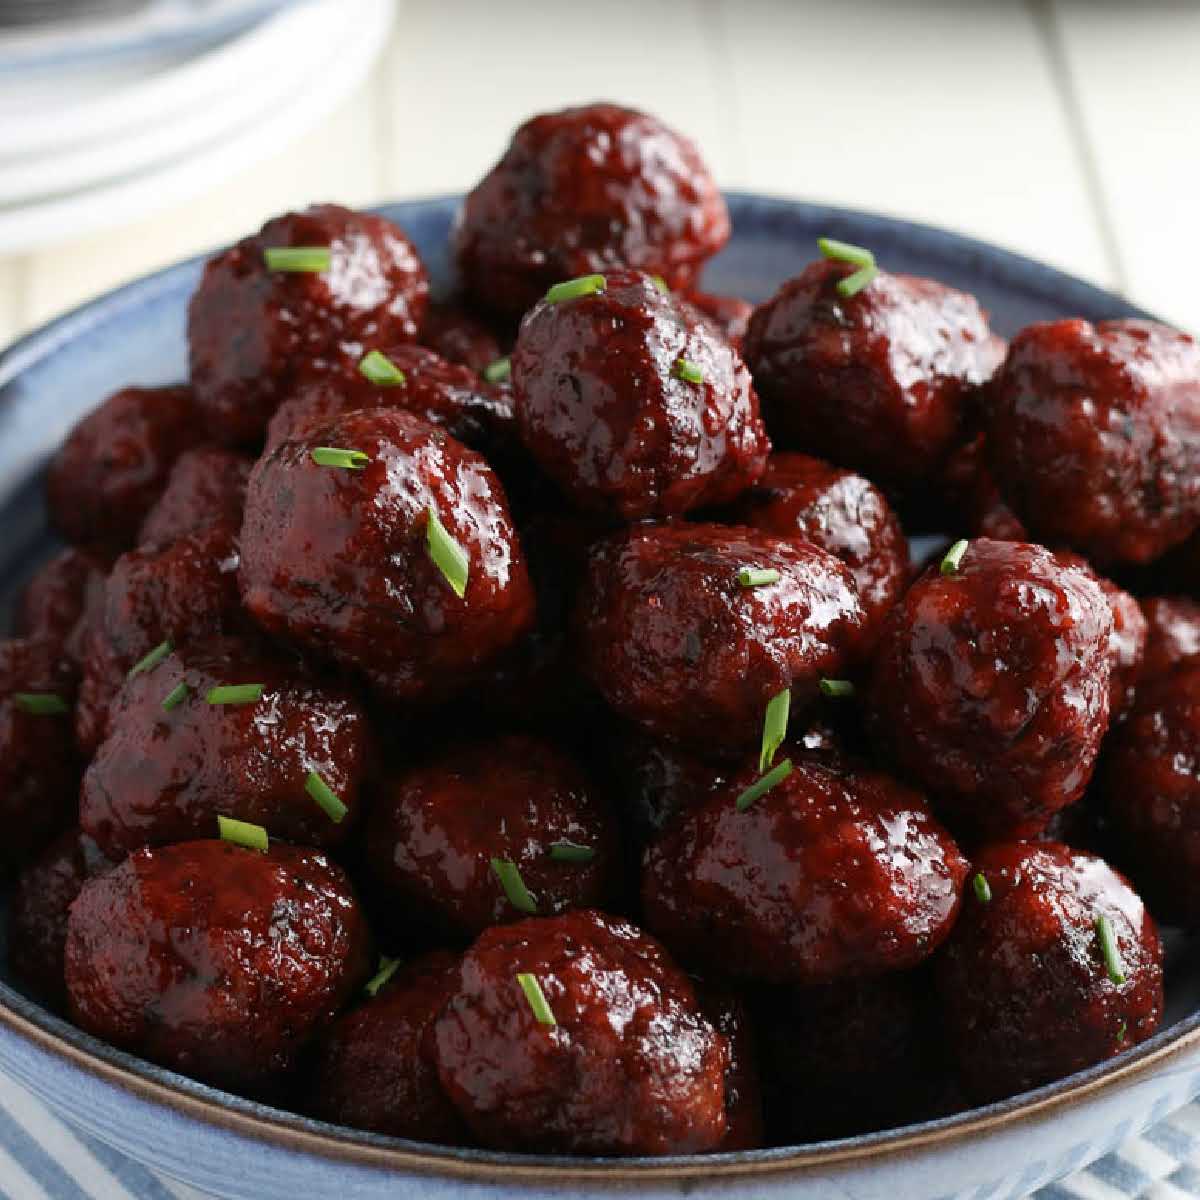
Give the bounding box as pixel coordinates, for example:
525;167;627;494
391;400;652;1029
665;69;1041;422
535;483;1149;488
1;1066;1199;1200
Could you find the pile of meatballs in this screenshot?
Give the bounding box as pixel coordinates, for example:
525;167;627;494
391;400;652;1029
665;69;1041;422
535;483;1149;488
3;101;1200;1158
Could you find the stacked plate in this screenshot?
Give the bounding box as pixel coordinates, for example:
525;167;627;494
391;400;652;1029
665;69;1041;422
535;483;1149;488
0;0;394;252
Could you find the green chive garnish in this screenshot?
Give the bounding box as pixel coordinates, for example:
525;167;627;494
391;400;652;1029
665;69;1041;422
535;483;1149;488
736;758;793;812
674;358;703;385
819;678;856;699
1116;1020;1127;1044
206;683;264;706
972;872;992;904
358;350;406;387
12;692;68;715
482;357;511;383
817;237;878;297
305;770;348;824
490;857;537;914
1096;914;1126;985
311;446;369;470
545;274;606;304
548;840;596;864
516;973;556;1026
365;956;401;997
737;567;780;589
941;539;969;575
218;815;268;852
161;682;189;712
651;275;669;294
759;688;790;773
426;507;469;599
264;246;330;273
128;639;172;679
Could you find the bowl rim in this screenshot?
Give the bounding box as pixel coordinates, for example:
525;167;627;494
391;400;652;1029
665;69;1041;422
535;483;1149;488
1;191;1190;1184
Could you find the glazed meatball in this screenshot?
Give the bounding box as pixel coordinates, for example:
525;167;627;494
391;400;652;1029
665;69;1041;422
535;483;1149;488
420;300;505;373
11;546;105;660
431;909;730;1154
1099;573;1148;718
940;433;1028;541
743;259;1004;494
1141;596;1200;676
695;981;764;1151
239;408;535;706
80;635;372;860
188;204;429;446
512;269;769;520
310;951;467;1143
137;447;254;547
65;840;370;1094
576;522;866;749
367;735;619;943
866;539;1115;839
726;452;909;641
642;754;967;985
45;385;198;554
685;291;754;346
455;103;729;318
988;319;1200;566
936;842;1162;1103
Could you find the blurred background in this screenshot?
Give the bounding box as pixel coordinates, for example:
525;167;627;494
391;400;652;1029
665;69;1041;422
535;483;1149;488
0;0;1195;350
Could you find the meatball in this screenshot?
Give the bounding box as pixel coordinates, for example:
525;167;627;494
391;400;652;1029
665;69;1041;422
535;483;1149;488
940;432;1028;541
642;753;967;985
310;951;467;1143
988;319;1200;566
367;735;618;943
65;839;370;1094
866;538;1115;839
188;204;430;446
431;909;729;1154
726;452;909;641
80;635;372;860
936;842;1162;1103
239;408;535;706
695;981;764;1151
420;300;505;373
1141;596;1200;677
512;268;769;520
455;103;729;318
576;522;865;749
685;291;754;346
743;259;1004;494
11;547;105;660
138;447;254;547
1099;573;1148;718
45;385;198;554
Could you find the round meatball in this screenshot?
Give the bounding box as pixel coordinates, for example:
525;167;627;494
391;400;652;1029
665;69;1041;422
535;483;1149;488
80;635;372;860
455;104;729;318
310;951;467;1143
988;319;1200;566
65;840;370;1094
642;754;967;985
685;290;754;346
138;447;254;547
239;408;535;706
1141;596;1200;677
694;981;764;1151
420;300;505;372
431;909;729;1154
512;269;769;520
726;452;909;640
367;735;618;942
866;538;1115;839
576;522;865;749
46;385;198;554
743;260;1004;494
12;547;105;660
188;204;429;446
936;842;1162;1103
1099;573;1148;718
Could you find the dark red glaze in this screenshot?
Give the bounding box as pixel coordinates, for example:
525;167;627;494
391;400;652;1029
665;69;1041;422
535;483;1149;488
936;842;1162;1103
11;547;106;660
455;104;729;318
138;447;254;547
1142;596;1200;676
64;840;370;1094
576;522;865;749
188;204;429;446
695;981;764;1151
45;385;198;554
988;319;1200;566
432;909;729;1154
419;300;505;372
310;951;467;1143
726;451;910;641
866;539;1115;839
940;432;1028;541
512;269;769;520
79;635;372;859
685;291;754;346
239;408;535;705
642;754;966;985
743;260;1004;493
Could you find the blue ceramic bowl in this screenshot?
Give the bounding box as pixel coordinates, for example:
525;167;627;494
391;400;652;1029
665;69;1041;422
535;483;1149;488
2;194;1199;1200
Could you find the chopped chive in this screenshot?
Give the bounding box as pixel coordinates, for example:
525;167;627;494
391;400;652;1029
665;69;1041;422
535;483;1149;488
941;539;970;576
12;692;68;715
817;237;875;268
819;678;856;700
358;349;406;387
365;955;401;997
264;246;330;273
311;446;369;470
161;682;189;712
218;815;268;852
545;274;606;304
736;758;793;812
490;857;537;914
128;639;172;679
737;566;781;589
305;770;348;824
759;688;791;773
1116;1020;1127;1044
674;358;703;385
1096;914;1126;985
482;356;511;383
516;972;556;1026
835;264;878;297
548;840;596;864
651;275;670;294
205;683;264;706
426;507;469;599
972;872;992;904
